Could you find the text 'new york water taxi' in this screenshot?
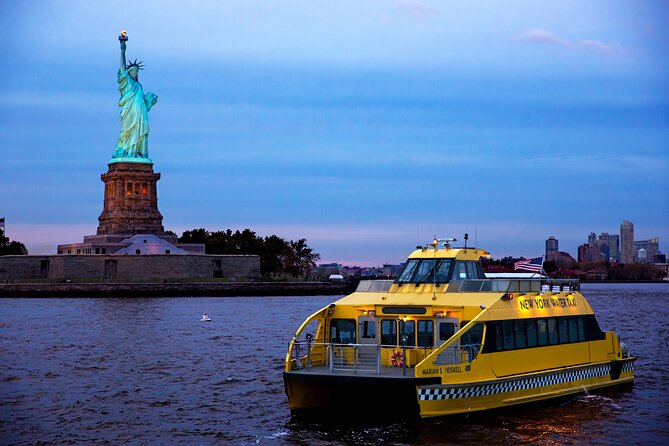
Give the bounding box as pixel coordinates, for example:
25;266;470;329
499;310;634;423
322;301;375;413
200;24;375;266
283;239;635;418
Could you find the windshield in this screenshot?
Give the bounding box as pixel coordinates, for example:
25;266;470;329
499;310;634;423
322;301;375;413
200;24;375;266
397;260;419;282
397;259;453;283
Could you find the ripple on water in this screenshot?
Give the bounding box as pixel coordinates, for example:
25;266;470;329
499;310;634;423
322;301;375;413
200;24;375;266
0;287;668;445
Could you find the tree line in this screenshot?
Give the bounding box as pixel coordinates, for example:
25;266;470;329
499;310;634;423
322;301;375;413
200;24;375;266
178;228;320;279
0;230;27;256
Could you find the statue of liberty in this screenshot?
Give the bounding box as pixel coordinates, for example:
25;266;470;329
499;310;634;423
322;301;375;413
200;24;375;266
112;31;158;163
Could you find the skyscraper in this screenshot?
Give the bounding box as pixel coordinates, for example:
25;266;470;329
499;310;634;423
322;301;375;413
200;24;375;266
545;236;558;261
608;234;620;263
620;220;634;264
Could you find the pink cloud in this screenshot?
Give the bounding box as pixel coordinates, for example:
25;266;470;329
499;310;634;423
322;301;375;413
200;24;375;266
514;29;572;48
578;39;622;56
514;28;624;57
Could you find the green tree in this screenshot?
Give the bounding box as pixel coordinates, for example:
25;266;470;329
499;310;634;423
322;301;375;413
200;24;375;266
284;239;321;279
0;230;28;256
177;228;320;278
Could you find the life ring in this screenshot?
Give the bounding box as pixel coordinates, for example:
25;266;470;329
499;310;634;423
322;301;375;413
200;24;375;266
390;350;404;367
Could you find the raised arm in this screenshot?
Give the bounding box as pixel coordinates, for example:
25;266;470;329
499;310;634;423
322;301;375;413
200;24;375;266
120;40;127;71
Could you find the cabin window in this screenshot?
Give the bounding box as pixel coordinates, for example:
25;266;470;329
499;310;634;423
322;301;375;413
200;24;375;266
466;262;478;279
399;320;415;346
494;322;504;351
537;319;548;346
577;316;586;341
381;320;397;345
547;318;559;345
330;319;356;344
361;320;376;339
439;321;456;342
503;320;515;350
460;322;484;347
558;318;569;343
526;319;538;347
397;260;419;282
585;315;606;341
417;320;434;347
381;307;426;315
514;320;527;349
434;259;452;283
568;317;579;342
453;262;468;280
413;260;436;282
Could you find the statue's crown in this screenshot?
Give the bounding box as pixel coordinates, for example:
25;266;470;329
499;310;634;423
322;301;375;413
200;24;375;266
126;59;144;70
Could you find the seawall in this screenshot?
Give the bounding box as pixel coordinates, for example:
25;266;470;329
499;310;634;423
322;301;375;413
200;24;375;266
0;281;349;297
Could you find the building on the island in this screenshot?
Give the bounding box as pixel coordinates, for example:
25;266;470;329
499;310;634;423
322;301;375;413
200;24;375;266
593;232;620;263
578;243;605;263
620;220;634;264
634;238;660;263
382;263;403;278
545;236;558;261
607;234;620;263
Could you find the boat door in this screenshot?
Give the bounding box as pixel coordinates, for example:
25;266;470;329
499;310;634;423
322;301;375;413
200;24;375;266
358;316;378;368
358;316;377;343
436;318;459;365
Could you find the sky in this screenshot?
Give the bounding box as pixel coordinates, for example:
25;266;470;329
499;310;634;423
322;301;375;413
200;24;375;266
0;0;667;266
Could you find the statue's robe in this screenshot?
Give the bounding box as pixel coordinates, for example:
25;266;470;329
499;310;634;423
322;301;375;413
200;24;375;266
114;68;155;159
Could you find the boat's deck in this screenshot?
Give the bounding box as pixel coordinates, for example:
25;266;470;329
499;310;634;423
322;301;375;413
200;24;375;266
287;365;416;379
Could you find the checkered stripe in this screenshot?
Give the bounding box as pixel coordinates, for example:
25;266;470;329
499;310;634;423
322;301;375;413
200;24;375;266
621;361;634;373
418;364;611;401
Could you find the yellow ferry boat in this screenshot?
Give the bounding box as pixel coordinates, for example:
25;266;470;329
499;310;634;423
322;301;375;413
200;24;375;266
283;239;635;418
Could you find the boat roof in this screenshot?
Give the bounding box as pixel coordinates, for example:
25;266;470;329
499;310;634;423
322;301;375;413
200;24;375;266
334;289;503;309
407;247;489;261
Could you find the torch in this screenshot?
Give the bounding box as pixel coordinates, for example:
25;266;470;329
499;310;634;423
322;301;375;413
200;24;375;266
119;30;128;42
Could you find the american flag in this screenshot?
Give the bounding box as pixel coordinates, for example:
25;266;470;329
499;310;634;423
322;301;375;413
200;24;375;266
514;256;543;273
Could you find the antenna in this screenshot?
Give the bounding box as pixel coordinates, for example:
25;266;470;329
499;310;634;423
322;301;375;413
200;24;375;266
475;228;478;249
464;233;469;250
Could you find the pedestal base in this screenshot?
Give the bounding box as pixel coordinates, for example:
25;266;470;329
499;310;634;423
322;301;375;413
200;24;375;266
97;162;165;236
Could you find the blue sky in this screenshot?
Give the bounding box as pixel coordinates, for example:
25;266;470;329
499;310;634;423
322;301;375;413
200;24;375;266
1;0;667;265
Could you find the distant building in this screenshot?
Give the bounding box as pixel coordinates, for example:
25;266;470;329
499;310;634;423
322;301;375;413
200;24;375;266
382;263;403;278
620;220;634;264
634;238;660;263
594;232;620;263
578;243;605;263
588;232;597;247
545;236;558;261
608;234;620;263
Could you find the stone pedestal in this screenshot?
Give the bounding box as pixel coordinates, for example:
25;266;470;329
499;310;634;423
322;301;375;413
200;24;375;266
97;162;165;235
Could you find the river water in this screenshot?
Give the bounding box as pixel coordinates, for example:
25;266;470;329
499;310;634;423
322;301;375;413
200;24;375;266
1;283;668;445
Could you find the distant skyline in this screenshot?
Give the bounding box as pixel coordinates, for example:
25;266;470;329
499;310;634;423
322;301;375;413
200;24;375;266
1;1;667;266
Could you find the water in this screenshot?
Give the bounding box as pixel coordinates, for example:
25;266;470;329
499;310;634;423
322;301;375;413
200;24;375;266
1;283;668;445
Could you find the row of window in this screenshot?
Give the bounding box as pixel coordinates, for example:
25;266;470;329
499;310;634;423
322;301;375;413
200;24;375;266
118;182;150;196
330;316;604;353
397;259;486;284
59;248;108;255
482;315;605;353
332;318;484;349
380;319;436;347
104;182;151;198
